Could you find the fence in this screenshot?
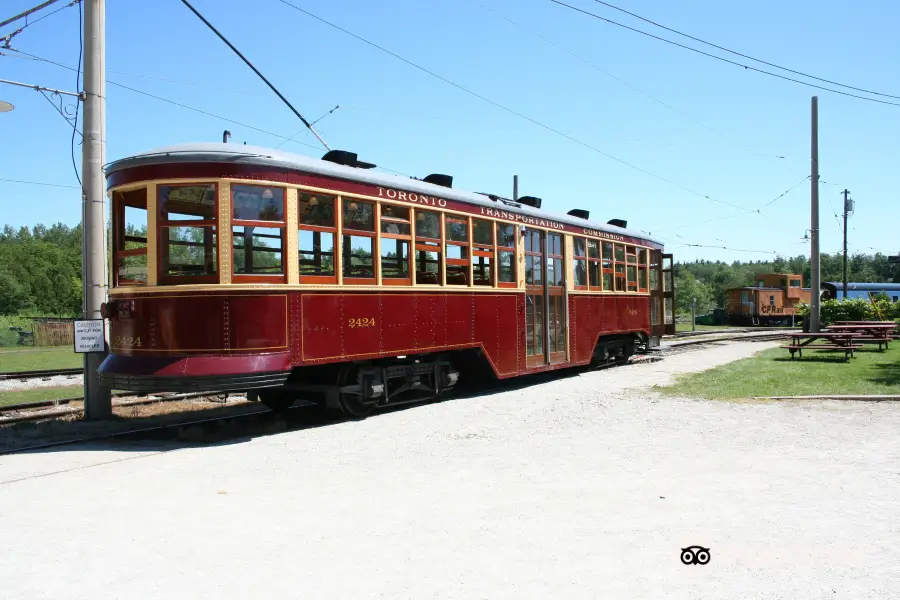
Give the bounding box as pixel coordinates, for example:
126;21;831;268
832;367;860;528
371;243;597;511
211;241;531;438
26;318;75;347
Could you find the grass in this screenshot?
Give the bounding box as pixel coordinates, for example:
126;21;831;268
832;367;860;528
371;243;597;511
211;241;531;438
661;343;900;399
0;385;85;407
0;346;82;372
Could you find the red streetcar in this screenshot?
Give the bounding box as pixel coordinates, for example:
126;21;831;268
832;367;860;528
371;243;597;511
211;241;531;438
100;143;675;416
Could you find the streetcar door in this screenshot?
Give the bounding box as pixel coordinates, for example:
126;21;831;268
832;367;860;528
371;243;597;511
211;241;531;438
524;228;546;368
546;232;566;365
662;253;676;335
650;250;665;339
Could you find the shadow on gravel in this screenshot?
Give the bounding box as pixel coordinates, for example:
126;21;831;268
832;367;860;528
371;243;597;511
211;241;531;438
2;361;605;456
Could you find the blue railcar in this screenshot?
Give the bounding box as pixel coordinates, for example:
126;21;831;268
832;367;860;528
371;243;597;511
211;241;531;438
822;282;900;301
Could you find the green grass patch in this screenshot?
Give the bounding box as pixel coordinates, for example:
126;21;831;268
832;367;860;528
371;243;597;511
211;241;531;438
661;344;900;399
0;346;82;372
0;385;84;407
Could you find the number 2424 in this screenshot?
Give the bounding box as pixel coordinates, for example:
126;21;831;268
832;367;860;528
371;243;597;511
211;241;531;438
348;318;376;328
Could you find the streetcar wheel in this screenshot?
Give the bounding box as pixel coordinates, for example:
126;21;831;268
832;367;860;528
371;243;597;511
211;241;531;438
336;366;375;419
258;389;295;412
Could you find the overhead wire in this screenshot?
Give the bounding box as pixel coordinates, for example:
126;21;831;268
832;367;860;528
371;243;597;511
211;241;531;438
273;0;758;213
0;0;79;49
70;0;81;187
468;0;786;162
589;0;900;101
548;0;900;108
0;177;80;188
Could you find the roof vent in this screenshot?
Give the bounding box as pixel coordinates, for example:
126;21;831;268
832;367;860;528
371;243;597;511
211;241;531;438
423;174;453;188
607;218;627;229
321;150;376;169
567;209;590;220
518;196;542;209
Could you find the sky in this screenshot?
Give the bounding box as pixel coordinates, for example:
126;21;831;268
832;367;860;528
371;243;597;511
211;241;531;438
1;0;898;262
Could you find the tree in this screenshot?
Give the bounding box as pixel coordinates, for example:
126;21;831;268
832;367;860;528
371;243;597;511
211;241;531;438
675;271;714;315
0;269;28;314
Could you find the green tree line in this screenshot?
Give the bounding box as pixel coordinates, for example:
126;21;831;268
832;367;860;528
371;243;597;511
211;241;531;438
675;253;900;315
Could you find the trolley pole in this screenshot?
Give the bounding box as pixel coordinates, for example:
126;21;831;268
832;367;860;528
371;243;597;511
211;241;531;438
809;96;821;333
82;0;111;418
842;189;852;299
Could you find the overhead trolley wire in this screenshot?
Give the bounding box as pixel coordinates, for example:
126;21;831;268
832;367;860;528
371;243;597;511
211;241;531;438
468;0;786;162
273;0;757;213
589;0;900;101
548;0;900;108
178;0;330;150
0;0;80;48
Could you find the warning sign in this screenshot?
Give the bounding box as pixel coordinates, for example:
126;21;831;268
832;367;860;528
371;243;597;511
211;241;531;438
73;319;105;353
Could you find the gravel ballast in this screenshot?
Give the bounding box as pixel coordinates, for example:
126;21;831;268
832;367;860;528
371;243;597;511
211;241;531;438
1;341;898;599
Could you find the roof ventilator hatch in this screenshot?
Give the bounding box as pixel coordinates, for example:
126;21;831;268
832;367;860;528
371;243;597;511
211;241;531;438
517;196;542;209
567;209;590;220
321;150;376;169
423;174;453;188
607;218;627;228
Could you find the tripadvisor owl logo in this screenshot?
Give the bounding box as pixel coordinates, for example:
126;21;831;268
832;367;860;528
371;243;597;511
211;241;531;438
680;546;710;565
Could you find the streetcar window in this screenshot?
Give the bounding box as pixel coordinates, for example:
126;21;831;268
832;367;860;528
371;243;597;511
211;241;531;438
472;219;493;286
573;238;587;288
112;188;148;287
343;235;375;279
548;233;564;287
299;230;335;277
343;198;375;232
588;240;601;288
158;184;218;282
381;238;410;279
626;246;638;290
233;226;283;276
415;210;441;285
381;205;411;283
638;248;648;291
497;223;516;248
381;204;411;236
525;231;543;286
299;193;335;227
343;199;376;283
232;185;285;278
603;242;614;291
299;193;336;282
496;223;517;286
445;216;469;285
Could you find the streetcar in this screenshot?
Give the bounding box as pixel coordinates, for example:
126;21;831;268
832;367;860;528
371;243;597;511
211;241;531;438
100;142;675;416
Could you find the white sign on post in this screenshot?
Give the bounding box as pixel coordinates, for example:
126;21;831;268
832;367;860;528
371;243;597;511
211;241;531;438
73;319;106;353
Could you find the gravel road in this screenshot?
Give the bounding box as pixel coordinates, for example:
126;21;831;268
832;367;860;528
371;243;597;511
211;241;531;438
1;341;898;599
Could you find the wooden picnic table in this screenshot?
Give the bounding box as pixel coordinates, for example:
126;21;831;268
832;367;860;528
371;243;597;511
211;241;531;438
826;323;895;349
781;332;861;361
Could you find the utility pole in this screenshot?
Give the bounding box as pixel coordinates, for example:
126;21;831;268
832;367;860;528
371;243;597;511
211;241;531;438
842;189;853;299
809;96;821;333
513;175;519;201
82;0;111;418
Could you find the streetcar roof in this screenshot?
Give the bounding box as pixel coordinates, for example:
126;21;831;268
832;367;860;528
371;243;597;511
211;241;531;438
106;142;662;246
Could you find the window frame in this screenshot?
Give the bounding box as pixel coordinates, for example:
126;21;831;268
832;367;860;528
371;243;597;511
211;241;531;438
341;197;377;285
471;218;494;287
614;243;627;292
573;237;588;291
495;222;518;289
444;214;471;286
637;247;649;293
157;182;219;285
413;208;443;286
112;187;148;288
588;240;603;291
625;245;638;292
231;184;287;283
298;192;338;285
379;203;413;286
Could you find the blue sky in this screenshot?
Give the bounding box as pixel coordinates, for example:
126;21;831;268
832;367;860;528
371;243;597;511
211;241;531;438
1;0;897;262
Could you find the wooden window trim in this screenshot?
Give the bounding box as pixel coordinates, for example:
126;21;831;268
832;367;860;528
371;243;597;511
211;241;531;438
157;183;219;286
232;186;287;283
113;189;148;287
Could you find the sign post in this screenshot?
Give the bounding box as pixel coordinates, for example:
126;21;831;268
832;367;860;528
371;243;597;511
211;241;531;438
73;319;106;354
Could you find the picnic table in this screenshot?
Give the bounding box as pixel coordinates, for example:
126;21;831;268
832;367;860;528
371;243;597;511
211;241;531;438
781;332;861;361
825;323;896;350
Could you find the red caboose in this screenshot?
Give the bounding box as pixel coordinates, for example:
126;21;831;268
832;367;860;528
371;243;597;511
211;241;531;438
100;143;675;415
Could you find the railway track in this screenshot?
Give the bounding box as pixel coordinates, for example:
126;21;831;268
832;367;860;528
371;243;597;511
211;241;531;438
0;331;783;455
0;368;83;380
0;391;234;422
